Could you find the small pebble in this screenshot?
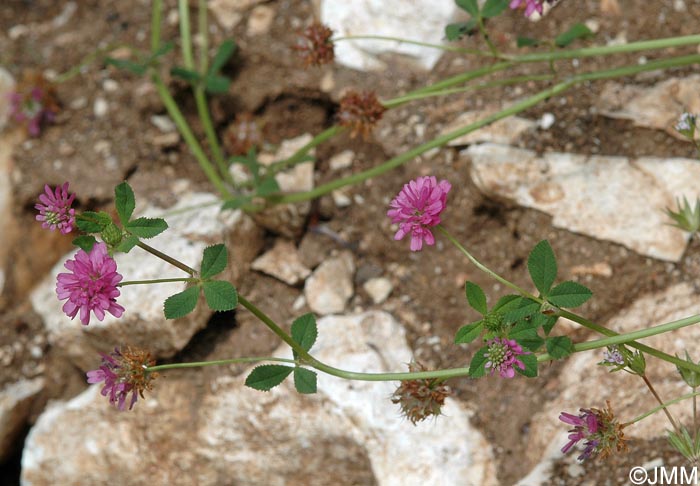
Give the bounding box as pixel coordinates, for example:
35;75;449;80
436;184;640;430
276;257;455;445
94;97;109;117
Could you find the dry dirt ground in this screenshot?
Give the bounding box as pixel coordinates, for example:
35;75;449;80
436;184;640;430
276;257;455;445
1;0;700;484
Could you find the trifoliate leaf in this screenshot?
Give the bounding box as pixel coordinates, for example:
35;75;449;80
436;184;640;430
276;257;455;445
293;368;317;394
200;244;228;279
545;335;574;359
204;75;231;94
125;217;168;238
455;321;484;344
548;281;592;308
445;20;477;41
468;345;489;378
527;240;558;296
72;235;97;252
291;313;318;353
245;365;294;391
77;211;113;233
555;23;593;48
455;0;479;17
482;0;509;18
170;66;202;84
164;286;200;319
208;39;237;75
115;235;139;253
114;182;136;225
465;281;488;315
517;353;538;377
202;280;238;311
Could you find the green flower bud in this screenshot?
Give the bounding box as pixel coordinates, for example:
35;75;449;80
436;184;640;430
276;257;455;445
676;351;700;389
101;222;124;247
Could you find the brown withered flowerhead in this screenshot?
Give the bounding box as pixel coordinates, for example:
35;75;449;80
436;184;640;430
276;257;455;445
86;346;159;411
292;22;335;67
224;113;264;156
337;90;386;139
391;361;451;425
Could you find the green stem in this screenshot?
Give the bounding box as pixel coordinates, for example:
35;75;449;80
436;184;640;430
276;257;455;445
642;374;681;433
332;35;493;57
506;34;700;63
151;0;162;52
476;15;499;57
54;43;132;83
136;240;198;276
151;72;228;197
406;61;513;96
558;309;700;374
383;73;554;108
193;3;231;184
119;277;197;286
237;295;472;381
198;0;208;74
147;356;297;372
177;0;194;69
536;314;700;361
437;225;539;300
625;391;700;426
267;54;700;207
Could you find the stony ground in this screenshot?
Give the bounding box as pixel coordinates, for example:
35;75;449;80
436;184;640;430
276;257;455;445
1;1;700;485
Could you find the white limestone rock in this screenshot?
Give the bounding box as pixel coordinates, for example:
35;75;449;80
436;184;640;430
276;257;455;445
466;143;700;261
22;312;496;486
363;277;393;304
596;75;700;140
320;0;456;71
0;67;16;131
251;239;311;285
305;251;355;315
30;192;263;369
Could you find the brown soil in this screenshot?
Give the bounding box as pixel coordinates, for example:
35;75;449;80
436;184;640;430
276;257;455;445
1;0;700;485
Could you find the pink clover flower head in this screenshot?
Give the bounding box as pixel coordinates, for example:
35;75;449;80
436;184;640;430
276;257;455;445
387;176;451;251
56;242;125;325
509;0;544;17
35;182;76;234
87;346;158;411
8;86;55;137
484;337;528;378
559;409;602;461
558;402;627;462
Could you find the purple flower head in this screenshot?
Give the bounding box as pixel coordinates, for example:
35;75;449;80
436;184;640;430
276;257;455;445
559;402;627;462
484;337;528;378
509;0;544;17
87;346;158;411
35;182;76;234
8;82;57;137
56;242;125;325
602;346;625;365
387;176;452;251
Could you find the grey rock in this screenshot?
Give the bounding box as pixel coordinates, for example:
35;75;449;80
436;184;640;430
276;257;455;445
466;143;700;261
